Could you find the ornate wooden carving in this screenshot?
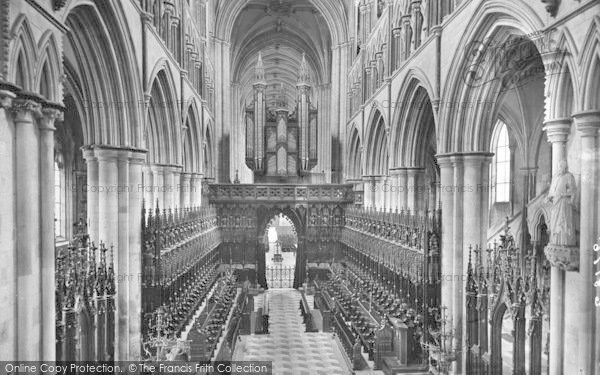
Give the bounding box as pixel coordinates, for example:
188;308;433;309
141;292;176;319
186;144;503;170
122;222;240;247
465;224;550;375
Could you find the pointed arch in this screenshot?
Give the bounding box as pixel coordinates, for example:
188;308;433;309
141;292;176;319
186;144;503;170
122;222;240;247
439;0;546;153
391;75;436;168
204;121;215;179
347;124;363;180
8;15;37;90
36;31;62;102
580;16;600;110
147;67;180;165
215;0;348;46
365;109;389;175
183;99;203;173
63;3;144;147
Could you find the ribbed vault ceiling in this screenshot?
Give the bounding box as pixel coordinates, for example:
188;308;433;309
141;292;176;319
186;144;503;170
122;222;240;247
231;0;333;109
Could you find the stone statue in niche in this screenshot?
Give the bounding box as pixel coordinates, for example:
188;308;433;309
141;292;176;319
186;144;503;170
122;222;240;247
544;159;579;271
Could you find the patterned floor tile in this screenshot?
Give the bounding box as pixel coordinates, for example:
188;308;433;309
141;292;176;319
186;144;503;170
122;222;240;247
234;289;351;375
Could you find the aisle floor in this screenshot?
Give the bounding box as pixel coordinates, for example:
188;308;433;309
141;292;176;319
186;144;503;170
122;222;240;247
233;289;351;375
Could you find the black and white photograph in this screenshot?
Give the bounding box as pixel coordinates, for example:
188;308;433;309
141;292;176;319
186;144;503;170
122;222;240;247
1;0;600;374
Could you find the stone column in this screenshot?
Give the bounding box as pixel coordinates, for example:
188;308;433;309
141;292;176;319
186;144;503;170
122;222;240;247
163;166;175;209
152;165;164;209
370;60;378;95
83;147;100;244
451;154;464;373
397;169;408;211
13;98;42;360
462;152;492;269
383;175;392;210
573;111;600;375
388;169;401;210
330;45;341;177
406;168;425;214
359;4;370;46
116;151;130;361
39;106;62;360
375;176;385;209
95;147;119;248
392;27;402;70
128;150;146;359
142;165;154;209
180;173;192;208
362;176;372;208
190;173;204;207
364;66;372;99
542;118;571;375
172;166;182;208
436;155;454;342
0;89;16;360
402;15;412;59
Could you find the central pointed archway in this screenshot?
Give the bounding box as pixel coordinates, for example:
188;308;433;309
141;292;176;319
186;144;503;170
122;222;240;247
263;214;298;288
256;206;306;289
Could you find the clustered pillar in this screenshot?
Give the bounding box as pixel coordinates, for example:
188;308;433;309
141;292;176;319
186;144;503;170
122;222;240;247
571;111;600;375
141;165;203;210
3;93;63;360
542;118;570;375
435;152;492;374
82;145;147;361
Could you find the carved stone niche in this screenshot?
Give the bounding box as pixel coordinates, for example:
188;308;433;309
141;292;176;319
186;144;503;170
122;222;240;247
544;244;578;271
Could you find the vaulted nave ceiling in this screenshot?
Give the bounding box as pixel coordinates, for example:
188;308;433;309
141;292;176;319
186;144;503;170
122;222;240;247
228;0;342;109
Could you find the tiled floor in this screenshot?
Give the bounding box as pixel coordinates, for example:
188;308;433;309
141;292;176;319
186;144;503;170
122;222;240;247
234;289;351;375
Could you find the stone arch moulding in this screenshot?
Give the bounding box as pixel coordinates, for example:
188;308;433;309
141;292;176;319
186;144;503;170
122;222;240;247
390;73;437;168
438;0;545;154
146;65;182;165
579;16;600;111
62;2;144;148
183;99;203;173
214;0;349;46
8;15;37;91
35;31;62;103
364;108;389;176
543;27;580;120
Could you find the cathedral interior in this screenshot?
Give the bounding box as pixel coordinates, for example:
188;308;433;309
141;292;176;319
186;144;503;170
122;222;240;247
1;0;600;374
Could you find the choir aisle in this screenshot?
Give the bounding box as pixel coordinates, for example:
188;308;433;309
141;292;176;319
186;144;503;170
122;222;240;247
233;289;350;375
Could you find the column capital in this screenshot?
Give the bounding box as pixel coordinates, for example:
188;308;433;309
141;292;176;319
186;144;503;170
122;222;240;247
94;147;122;161
572;110;600;137
434;154;455;167
543;118;572;143
81;146;96;161
460;152;494;166
129;150;148;164
0;88;17;109
436;152;492;165
11;97;42;122
388;167;409;175
404;167;426;176
38;105;64;132
362;174;384;182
